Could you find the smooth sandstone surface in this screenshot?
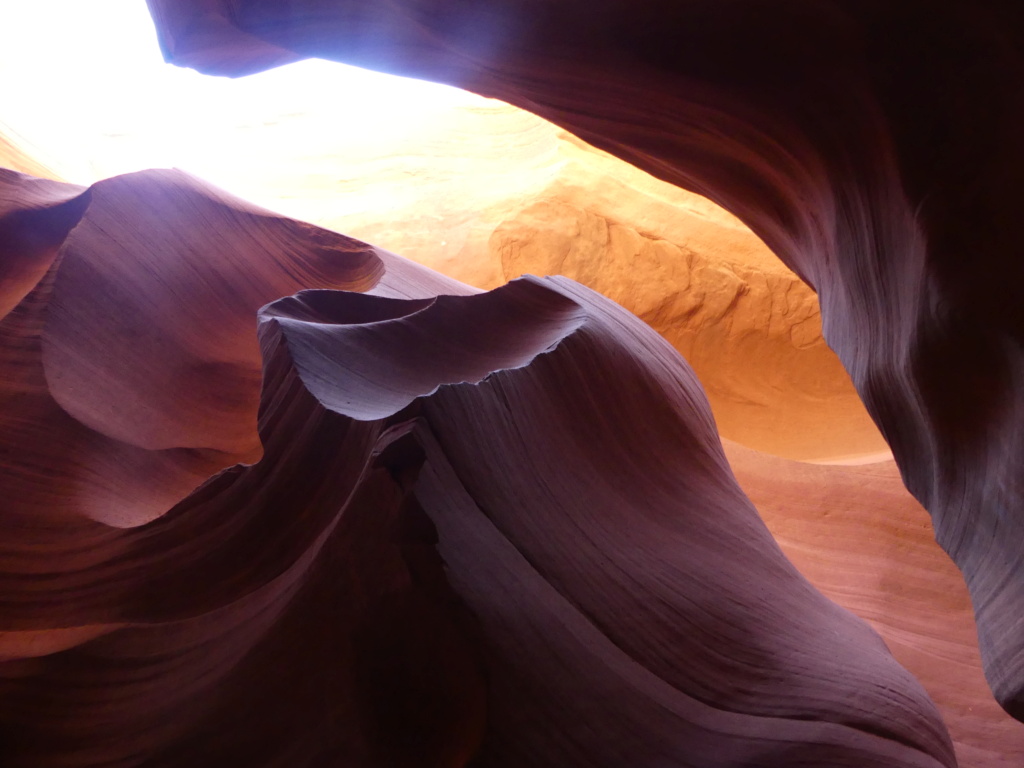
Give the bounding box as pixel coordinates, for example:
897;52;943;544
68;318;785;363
726;443;1024;767
2;1;1023;764
0;96;884;462
262;104;886;462
143;0;1024;728
6;131;1020;767
0;167;956;766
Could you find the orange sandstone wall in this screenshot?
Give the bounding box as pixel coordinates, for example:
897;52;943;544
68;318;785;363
0;167;956;766
144;0;1024;726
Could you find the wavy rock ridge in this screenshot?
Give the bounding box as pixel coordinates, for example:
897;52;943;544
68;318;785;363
727;444;1024;766
0;166;958;765
1;94;885;462
144;0;1024;725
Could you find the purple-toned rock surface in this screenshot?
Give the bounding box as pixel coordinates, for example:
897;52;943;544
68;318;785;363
144;0;1024;725
0;166;954;765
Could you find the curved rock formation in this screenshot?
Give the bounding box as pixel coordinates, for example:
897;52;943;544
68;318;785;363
1;94;885;461
726;444;1024;767
0;166;955;765
0;167;381;528
144;0;1024;720
255;105;884;462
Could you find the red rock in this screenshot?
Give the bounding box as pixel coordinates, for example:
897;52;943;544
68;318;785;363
726;443;1024;767
4;97;885;461
0;167;380;528
142;0;1024;722
0;167;954;765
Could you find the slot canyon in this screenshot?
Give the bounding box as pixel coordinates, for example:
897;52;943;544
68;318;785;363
1;1;1022;765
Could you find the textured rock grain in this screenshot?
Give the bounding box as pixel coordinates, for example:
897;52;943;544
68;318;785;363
0;168;954;766
1;99;884;461
726;443;1024;767
144;0;1024;720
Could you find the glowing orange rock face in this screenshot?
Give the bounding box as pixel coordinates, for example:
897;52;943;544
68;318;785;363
144;0;1024;731
0;166;956;766
288;106;885;462
2;96;884;462
0;0;1021;763
728;444;1024;766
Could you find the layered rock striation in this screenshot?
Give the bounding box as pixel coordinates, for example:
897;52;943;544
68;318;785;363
144;0;1024;720
727;444;1024;767
0;97;886;462
0;166;956;766
299;110;885;462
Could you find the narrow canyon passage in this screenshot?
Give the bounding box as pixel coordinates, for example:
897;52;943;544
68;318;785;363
2;1;1024;766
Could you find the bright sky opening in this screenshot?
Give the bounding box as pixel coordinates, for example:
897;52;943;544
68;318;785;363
0;0;490;190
